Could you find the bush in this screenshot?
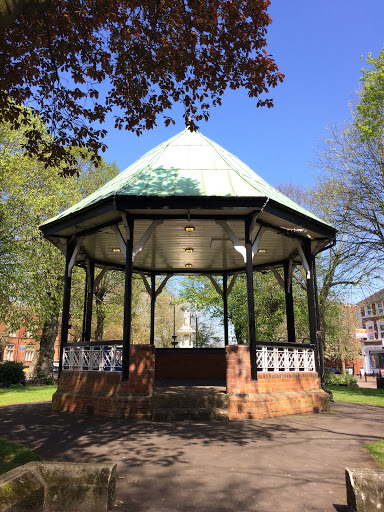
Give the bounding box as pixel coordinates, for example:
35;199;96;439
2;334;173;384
0;362;26;387
29;375;56;386
324;371;358;387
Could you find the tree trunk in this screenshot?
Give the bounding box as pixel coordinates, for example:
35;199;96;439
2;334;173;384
94;289;105;341
27;312;59;383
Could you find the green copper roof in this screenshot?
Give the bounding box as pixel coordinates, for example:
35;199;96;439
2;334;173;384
44;129;326;225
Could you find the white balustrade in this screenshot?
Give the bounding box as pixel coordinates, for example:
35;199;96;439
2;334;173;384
256;346;315;372
62;345;123;372
62;343;315;373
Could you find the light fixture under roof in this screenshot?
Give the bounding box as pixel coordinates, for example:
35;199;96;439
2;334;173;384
184;226;195;232
185;263;193;268
112;248;121;253
185;248;194;253
258;249;266;254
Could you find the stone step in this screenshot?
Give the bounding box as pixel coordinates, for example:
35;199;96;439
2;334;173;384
152;407;229;421
152;391;229;410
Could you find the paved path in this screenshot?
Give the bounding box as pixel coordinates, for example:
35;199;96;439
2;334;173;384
357;376;378;389
0;402;383;512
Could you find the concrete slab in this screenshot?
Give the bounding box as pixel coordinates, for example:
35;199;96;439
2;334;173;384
0;401;383;512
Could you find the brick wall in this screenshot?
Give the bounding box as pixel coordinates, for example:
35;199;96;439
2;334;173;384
155;348;226;379
226;345;329;419
52;344;155;419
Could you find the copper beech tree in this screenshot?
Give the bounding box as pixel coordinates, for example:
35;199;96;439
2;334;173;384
0;0;283;173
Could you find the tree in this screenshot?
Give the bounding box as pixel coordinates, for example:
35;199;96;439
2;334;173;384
356;48;384;142
324;303;360;375
0;0;284;173
0;121;119;381
194;318;222;348
278;178;370;358
315;120;384;270
178;273;288;344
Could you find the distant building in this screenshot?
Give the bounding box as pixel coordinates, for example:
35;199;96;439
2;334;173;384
357;289;384;375
0;323;60;368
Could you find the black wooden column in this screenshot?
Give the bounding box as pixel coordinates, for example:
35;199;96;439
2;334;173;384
312;257;325;382
150;273;156;345
303;240;321;375
122;216;134;381
81;267;88;342
283;260;296;343
83;259;94;342
245;216;257;380
223;272;229;346
58;240;75;375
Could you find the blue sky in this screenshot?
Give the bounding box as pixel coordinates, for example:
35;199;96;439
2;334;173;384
102;0;384;190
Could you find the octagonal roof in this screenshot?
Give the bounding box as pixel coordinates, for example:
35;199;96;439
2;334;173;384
43;129;326;227
41;129;336;274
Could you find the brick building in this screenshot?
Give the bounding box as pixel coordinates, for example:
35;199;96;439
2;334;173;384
0;323;60;369
357;289;384;375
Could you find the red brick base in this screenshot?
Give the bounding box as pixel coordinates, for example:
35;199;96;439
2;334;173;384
52;344;330;421
52;345;154;419
226;345;329;419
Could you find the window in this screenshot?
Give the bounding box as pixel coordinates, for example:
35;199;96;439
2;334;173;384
378;323;384;340
366;321;375;340
24;345;34;362
377;303;384;315
365;304;373;316
4;344;15;361
370;352;384;369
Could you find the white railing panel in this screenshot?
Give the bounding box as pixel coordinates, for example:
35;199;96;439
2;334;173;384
256;346;315;373
62;345;123;372
61;343;315;374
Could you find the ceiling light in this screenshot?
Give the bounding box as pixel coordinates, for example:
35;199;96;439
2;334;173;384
184;226;195;232
185;248;194;253
112;248;121;253
185;263;193;268
258;249;266;254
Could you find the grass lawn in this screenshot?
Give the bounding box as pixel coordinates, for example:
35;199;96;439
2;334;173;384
0;438;43;475
364;439;384;467
328;385;384;407
0;384;57;406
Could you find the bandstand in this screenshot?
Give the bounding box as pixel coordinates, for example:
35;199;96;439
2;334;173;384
40;129;336;420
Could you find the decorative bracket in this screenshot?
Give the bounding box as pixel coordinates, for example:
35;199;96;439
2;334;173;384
227;272;239;296
112;225;126;256
271;268;284;289
133;220;163;261
67;237;83;276
207;272;239;298
215;220;246;261
94;267;108;289
252;226;267;259
216;221;266;263
295;241;311;279
138;272;172;299
207;275;223;297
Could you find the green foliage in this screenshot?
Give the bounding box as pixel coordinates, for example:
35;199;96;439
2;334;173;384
324;372;358;387
178;273;289;343
0;362;25;388
194;319;222;348
0;438;43;475
356;48;384;142
0;120;119;379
